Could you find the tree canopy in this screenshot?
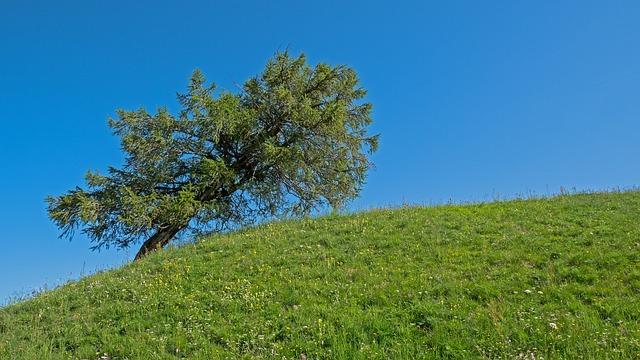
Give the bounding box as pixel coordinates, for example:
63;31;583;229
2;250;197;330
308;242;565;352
47;52;378;260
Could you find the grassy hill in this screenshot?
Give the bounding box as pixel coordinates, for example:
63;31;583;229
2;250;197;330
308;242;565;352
1;191;639;359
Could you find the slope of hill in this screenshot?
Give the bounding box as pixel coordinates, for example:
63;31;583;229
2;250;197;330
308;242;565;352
1;191;639;359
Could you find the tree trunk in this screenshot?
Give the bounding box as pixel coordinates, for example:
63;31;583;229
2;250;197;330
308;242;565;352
134;224;184;261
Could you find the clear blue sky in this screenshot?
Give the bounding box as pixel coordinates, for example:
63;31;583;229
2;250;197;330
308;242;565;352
1;1;639;302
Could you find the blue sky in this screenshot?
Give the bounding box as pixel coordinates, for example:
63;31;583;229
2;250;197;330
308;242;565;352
1;1;639;302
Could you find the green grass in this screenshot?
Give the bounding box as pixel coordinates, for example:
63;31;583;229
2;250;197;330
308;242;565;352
1;191;640;359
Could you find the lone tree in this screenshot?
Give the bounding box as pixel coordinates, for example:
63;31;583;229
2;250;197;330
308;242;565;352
47;52;378;260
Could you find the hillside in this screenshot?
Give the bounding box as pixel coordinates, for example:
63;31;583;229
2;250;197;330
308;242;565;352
1;191;639;359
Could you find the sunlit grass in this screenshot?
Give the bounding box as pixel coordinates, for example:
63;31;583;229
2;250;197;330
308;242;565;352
1;191;639;359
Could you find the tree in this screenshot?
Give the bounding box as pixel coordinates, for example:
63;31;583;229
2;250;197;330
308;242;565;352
47;52;378;260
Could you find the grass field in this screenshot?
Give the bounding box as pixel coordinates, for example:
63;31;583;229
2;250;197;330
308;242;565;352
1;191;639;359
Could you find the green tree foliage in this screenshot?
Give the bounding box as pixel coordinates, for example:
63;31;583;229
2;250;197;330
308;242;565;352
47;52;378;259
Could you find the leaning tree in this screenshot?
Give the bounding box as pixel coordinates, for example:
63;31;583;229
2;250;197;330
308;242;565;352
47;52;378;260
